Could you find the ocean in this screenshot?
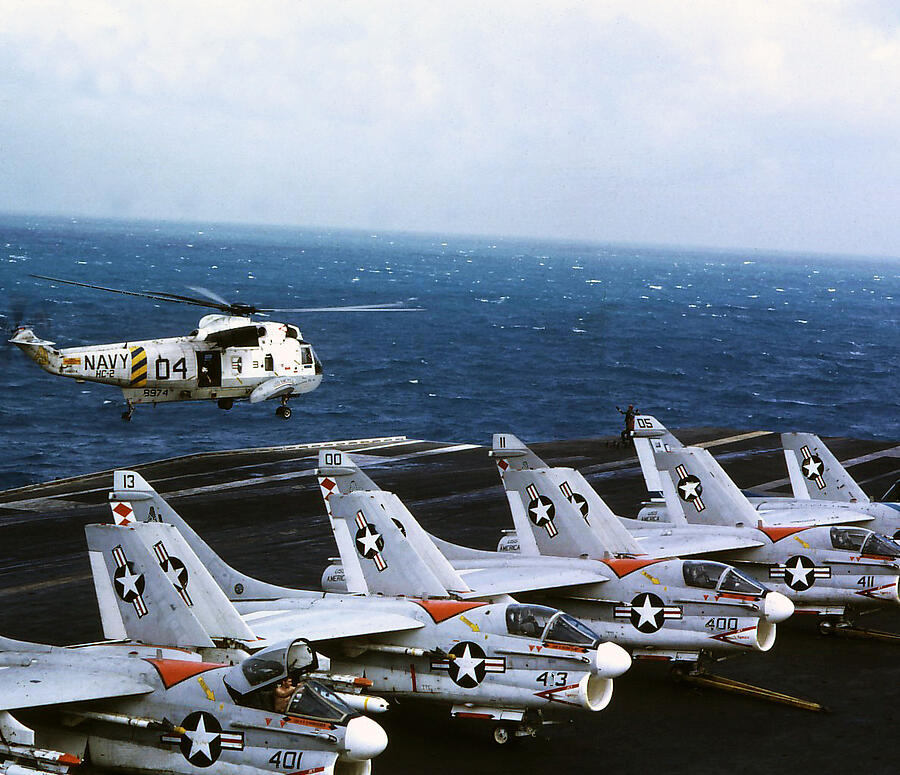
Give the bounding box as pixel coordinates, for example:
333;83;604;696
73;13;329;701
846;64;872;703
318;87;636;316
1;214;897;491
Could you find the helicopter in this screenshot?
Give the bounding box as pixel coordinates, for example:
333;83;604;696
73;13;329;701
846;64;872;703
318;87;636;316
9;275;419;420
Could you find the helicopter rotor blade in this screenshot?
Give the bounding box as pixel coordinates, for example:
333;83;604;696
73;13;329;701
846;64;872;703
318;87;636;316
30;275;230;311
258;303;423;313
187;285;233;307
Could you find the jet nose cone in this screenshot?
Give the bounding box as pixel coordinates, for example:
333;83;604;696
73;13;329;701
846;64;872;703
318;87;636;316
764;591;794;623
343;715;388;761
593;641;632;678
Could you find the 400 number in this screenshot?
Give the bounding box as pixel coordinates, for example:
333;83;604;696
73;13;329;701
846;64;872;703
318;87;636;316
704;617;739;631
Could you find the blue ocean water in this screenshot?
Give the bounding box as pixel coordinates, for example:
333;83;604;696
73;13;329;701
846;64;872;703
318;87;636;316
0;214;897;490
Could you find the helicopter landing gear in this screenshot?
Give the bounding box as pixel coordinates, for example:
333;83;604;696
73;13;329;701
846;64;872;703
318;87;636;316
217;398;234;411
275;397;292;420
121;400;134;421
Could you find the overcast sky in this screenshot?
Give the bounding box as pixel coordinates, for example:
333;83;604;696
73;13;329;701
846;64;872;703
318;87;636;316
2;1;900;257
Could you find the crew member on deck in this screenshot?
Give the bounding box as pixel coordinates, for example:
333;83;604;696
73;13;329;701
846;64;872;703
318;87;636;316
617;404;638;444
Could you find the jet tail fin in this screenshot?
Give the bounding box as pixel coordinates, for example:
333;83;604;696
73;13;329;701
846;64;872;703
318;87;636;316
85;522;217;648
781;433;870;503
628;415;684;495
653;445;759;527
319;450;472;598
110;471;306;601
316;449;382;504
491;434;643;557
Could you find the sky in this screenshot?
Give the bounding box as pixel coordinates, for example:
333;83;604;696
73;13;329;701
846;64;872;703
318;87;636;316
2;1;900;257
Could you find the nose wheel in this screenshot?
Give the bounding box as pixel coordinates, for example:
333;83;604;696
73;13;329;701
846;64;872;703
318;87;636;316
121;400;135;421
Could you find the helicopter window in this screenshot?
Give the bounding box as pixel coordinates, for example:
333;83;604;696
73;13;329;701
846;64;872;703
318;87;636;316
300;346;313;366
718;568;766;596
682;561;726;590
861;533;900;557
286;326;300;339
206;326;260;349
505;604;556;639
265;354;274;371
830;527;868;552
287;680;353;723
543;613;600;648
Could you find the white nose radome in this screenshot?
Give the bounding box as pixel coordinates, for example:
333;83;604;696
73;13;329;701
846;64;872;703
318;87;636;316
343;716;388;761
763;591;794;623
593;641;632;678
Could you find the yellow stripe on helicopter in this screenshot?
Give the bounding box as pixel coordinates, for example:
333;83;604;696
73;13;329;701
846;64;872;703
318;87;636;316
130;346;147;387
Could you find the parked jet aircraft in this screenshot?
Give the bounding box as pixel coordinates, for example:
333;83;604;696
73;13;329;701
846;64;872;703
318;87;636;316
314;449;792;664
630;415;874;528
11;276;418;420
0;631;386;775
488;435;900;622
746;432;900;539
103;473;630;743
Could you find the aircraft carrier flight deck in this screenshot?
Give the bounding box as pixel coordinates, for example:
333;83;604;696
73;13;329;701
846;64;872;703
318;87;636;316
2;428;899;774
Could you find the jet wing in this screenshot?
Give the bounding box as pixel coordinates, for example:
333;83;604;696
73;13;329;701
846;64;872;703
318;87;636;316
629;528;765;558
0;663;153;711
454;565;608;598
237;607;425;644
428;535;610;595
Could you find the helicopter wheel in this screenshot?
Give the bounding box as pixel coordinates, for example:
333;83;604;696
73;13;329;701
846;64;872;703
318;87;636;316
275;405;292;420
217;398;234;411
121;400;134;421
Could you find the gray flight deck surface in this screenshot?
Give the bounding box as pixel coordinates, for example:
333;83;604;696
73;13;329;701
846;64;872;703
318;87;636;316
2;429;900;773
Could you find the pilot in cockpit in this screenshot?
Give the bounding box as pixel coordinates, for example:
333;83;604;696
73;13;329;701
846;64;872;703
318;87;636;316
273;677;296;714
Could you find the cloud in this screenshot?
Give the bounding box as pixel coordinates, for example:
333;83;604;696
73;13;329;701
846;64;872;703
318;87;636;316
2;1;900;256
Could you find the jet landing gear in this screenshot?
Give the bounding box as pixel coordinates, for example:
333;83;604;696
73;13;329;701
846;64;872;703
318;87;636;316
121;400;135;421
670;662;827;713
275;396;292;420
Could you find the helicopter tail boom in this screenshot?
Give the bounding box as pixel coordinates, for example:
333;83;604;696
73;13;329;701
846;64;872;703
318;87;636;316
8;327;61;374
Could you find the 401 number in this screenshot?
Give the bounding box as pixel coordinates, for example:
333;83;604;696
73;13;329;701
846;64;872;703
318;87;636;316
268;751;304;770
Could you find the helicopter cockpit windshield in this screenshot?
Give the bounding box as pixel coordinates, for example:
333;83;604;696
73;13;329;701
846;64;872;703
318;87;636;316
682;560;766;596
505;604;600;648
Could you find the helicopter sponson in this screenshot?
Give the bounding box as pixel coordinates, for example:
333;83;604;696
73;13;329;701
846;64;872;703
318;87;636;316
10;314;323;420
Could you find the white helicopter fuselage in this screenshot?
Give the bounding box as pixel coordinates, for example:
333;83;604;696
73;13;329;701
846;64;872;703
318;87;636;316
12;314;323;408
